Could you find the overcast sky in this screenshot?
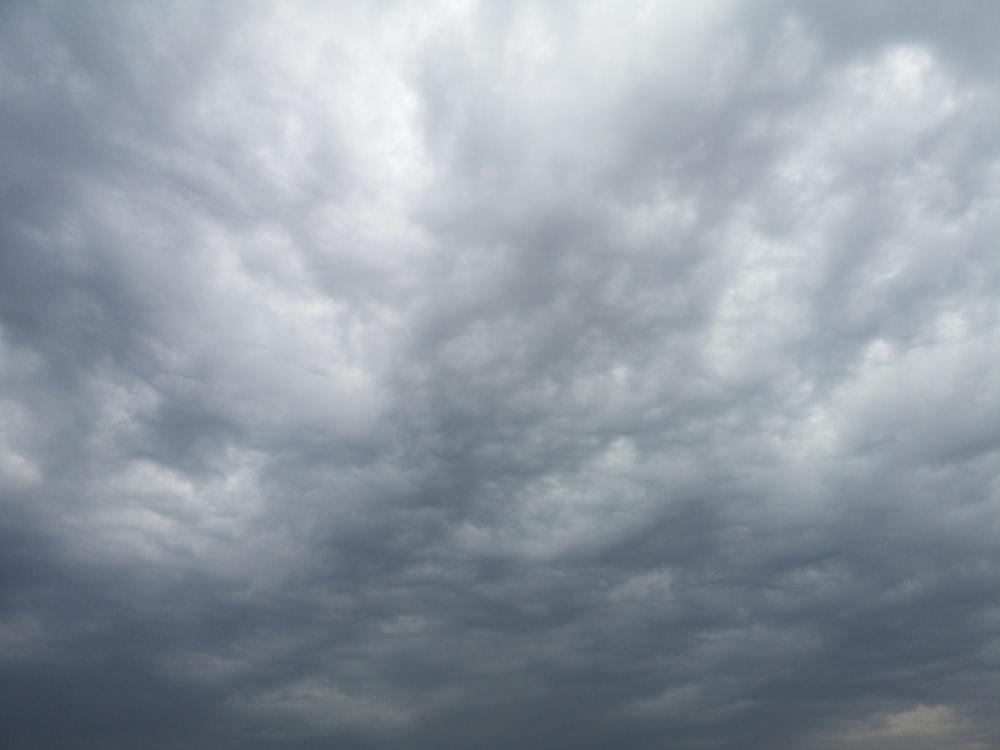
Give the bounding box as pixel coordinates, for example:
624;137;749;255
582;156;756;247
2;1;1000;748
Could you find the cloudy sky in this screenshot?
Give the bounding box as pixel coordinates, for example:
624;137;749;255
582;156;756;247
2;1;1000;748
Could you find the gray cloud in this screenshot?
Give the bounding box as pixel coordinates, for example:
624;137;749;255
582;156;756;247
2;2;1000;749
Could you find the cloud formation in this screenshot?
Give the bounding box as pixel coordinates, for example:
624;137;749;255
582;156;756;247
2;2;999;749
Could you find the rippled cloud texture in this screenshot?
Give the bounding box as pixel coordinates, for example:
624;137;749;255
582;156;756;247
2;2;1000;748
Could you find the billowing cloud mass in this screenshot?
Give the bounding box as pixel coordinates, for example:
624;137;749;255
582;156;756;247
2;2;1000;748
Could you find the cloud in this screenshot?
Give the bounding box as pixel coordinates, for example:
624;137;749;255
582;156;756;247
814;703;990;750
2;2;999;749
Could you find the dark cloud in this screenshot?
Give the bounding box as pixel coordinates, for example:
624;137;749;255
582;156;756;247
2;2;1000;749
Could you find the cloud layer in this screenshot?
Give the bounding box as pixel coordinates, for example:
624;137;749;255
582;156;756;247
2;2;999;748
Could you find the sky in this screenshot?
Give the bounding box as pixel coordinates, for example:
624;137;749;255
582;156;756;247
1;1;999;748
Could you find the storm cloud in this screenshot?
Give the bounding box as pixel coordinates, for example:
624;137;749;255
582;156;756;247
2;2;999;748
